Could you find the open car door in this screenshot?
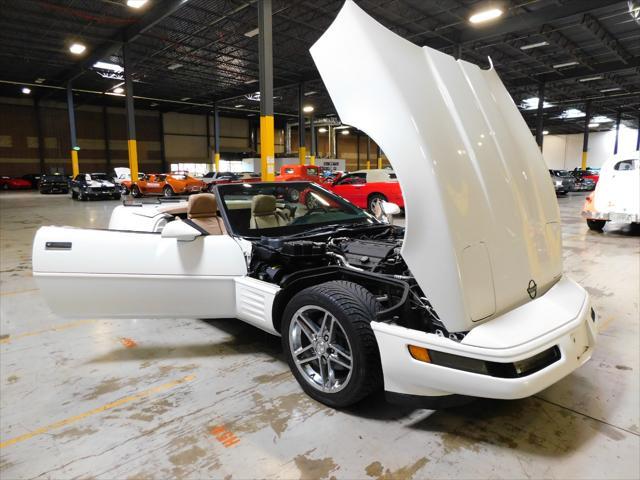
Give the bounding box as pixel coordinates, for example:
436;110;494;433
32;225;247;319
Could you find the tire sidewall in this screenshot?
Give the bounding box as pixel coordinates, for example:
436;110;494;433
281;287;378;407
164;186;174;197
368;193;386;213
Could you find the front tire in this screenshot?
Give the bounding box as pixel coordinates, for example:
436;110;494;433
282;280;382;408
587;219;606;231
78;191;86;201
131;185;142;198
163;185;175;197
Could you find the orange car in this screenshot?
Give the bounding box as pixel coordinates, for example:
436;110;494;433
276;164;321;182
131;173;204;197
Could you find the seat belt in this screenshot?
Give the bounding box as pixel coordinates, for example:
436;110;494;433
182;218;210;236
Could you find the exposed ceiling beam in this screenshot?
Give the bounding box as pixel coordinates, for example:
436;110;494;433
56;0;190;85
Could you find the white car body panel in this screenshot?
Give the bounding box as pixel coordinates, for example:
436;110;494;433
33;226;247;319
108;202;187;232
311;1;562;332
584;154;640;223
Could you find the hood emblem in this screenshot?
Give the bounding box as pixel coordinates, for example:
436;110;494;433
527;280;537;299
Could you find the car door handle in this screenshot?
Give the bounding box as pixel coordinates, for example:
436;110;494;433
45;242;72;250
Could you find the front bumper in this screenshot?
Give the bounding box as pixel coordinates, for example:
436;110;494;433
582;210;639;223
372;276;597;400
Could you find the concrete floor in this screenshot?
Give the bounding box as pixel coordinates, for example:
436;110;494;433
1;190;638;480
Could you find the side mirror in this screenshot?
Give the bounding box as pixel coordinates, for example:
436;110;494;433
161;220;201;242
381;201;401;216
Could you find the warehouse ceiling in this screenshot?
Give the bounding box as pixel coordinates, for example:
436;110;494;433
0;0;639;134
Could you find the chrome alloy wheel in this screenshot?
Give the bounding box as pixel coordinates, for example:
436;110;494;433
289;305;353;393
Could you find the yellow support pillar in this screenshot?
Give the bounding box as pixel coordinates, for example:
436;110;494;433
260;115;275;181
581;151;588;170
309;155;315;166
128;139;139;184
366;160;371;170
214;152;220;173
377;157;382;169
299;146;306;165
71;150;79;177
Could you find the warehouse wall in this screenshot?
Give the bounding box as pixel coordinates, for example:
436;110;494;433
543;127;639;170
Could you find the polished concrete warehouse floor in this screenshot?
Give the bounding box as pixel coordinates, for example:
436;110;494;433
1;191;639;479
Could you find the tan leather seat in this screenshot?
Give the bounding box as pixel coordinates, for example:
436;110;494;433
250;195;289;229
186;193;225;235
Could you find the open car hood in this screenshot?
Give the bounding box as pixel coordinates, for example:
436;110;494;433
311;1;562;332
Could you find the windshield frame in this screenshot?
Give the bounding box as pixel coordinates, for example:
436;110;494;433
214;181;378;239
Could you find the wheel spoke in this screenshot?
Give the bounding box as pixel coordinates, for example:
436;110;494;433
297;313;319;337
296;355;319;366
328;353;351;369
320;312;329;335
330;344;352;364
328;316;336;342
318;357;326;387
326;358;336;387
294;343;314;359
295;315;316;340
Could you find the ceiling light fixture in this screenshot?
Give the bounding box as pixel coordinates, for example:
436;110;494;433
167;63;183;70
469;8;503;24
600;87;622;93
521;97;552;110
93;61;123;73
34;78;45;84
150;102;158;107
21;87;31;95
303;105;314;113
592;115;613;123
520;41;549;51
127;0;148;8
578;75;604;82
244;28;259;38
244;79;258;84
588;123;600;128
559;108;585;119
113;87;124;94
304;91;317;96
69;42;86;55
341;130;349;135
552;61;579;68
181;97;191;101
334;125;350;130
542;130;549;135
318;127;328;133
235;104;244;108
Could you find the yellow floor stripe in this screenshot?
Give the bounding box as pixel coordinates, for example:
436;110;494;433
0;374;195;449
0;319;97;344
0;288;39;297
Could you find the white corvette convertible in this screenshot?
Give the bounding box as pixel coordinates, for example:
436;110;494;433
32;2;596;408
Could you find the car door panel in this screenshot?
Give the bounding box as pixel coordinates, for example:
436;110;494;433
32;226;247;319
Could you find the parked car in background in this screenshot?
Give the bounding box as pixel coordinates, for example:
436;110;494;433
573;167;600;185
549;170;575;195
582;156;639;231
114;168;145;194
0;176;32;190
201;171;234;186
204;172;261;191
22;173;42;189
39;174;69;194
276;164;321;182
326;169;404;212
131;173;205;197
69;173;121;201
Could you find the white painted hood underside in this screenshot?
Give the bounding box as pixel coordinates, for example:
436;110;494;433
311;1;562;332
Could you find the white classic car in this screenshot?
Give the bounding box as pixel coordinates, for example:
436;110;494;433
582;155;640;231
32;1;596;408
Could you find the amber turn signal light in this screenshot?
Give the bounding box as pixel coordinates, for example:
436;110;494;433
408;345;431;363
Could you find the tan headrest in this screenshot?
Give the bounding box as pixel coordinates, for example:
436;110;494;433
188;193;217;218
252;195;276;216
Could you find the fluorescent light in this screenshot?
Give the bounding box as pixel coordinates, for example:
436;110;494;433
334;125;350;130
244;79;258;84
521;97;552;110
304;91;317;96
244;28;259;38
520;41;549;51
592;115;613;123
93;61;123;73
150;102;158;107
167;63;183;70
234;104;244;108
34;78;45;84
341;130;349;135
127;0;148;8
113;87;124;94
303;105;314;113
578;76;604;82
588;123;600;128
560;108;585;119
21;87;31;95
181;97;191;101
469;8;503;24
553;61;579;68
543;130;549;135
600;87;622;93
318;127;328;133
69;43;86;55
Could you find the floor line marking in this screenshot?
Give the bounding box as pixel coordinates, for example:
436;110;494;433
0;374;196;449
0;319;97;344
0;288;39;297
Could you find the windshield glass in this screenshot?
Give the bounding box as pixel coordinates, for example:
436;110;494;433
217;182;374;237
89;174;112;181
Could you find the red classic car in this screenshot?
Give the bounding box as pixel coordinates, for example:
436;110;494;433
276;164;321;182
573;168;600;184
0;176;32;190
326;169;404;212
